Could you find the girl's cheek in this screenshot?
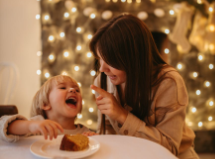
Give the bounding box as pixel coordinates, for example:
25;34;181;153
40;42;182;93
79;95;82;101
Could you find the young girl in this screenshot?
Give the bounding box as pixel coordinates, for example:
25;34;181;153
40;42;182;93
0;75;93;142
89;14;199;159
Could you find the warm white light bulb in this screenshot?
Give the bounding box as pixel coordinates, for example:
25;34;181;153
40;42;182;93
164;48;169;54
87;52;92;58
49;54;55;60
209;101;214;106
127;0;132;3
64;12;70;18
90;13;96;19
113;0;118;2
87;119;93;125
209;44;214;51
165;29;170;34
76;27;82;33
209;64;214;69
87;34;92;39
45;72;50;78
60;32;65;38
198;54;204;61
77;114;82;119
198;121;203;127
191;107;197;113
105;0;111;2
177;63;183;70
196;90;201;95
82;100;85;105
36;70;41;75
136;0;141;3
209;7;213;12
187;121;193;127
92;90;95;94
35;14;40;19
204;81;211;87
169;10;174;15
44;15;50;20
89;107;94;112
74;66;79;71
209;25;215;32
90;70;96;76
64;51;69;57
76;45;82;50
71;7;77;12
62;71;68;75
197;0;202;4
48;35;54;42
121;0;126;2
193;72;198;78
208;116;213;121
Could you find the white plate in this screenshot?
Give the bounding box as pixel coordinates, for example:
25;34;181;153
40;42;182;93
30;135;100;159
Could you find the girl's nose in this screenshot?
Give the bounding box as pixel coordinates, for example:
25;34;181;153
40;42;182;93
69;88;76;93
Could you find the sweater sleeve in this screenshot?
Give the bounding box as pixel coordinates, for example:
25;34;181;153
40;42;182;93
0;115;45;143
0;114;27;142
118;76;188;156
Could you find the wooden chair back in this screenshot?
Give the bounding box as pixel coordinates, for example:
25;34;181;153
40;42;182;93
0;105;18;118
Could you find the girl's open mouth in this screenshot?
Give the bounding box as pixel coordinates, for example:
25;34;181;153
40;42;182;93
65;97;77;108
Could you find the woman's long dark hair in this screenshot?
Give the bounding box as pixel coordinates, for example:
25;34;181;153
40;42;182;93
90;14;169;134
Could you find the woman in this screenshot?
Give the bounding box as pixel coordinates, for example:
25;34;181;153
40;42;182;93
90;14;199;159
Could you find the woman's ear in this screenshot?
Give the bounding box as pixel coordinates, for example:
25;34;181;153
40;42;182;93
42;105;51;110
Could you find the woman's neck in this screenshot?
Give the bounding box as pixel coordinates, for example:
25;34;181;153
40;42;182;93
120;82;125;92
118;82;126;106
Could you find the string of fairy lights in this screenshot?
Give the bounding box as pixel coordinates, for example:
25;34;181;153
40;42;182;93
175;1;215;130
34;0;215;130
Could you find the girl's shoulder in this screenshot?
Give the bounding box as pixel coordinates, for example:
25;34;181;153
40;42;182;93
29;115;45;121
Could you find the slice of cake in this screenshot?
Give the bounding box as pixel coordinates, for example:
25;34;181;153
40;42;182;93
60;134;89;151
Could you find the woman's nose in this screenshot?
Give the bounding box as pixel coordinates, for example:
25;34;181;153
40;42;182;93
69;88;76;93
99;60;109;72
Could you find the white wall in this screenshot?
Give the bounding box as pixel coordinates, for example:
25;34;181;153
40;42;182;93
0;0;40;118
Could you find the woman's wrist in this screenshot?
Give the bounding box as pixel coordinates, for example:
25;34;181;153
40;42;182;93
117;109;129;125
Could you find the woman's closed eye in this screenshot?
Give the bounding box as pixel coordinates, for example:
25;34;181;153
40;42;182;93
60;87;66;89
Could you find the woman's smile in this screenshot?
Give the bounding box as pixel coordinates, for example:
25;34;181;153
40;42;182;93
107;75;117;80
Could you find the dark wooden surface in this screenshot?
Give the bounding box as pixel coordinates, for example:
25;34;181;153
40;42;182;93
194;130;215;153
0;105;18;117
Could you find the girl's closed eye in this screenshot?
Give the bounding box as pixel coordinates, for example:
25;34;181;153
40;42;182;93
60;87;66;89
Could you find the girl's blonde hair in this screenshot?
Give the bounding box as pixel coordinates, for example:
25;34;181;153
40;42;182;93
30;75;78;118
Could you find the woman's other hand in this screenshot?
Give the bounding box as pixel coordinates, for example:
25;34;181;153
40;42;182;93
91;85;128;124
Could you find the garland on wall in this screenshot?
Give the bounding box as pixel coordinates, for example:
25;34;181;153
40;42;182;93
35;0;215;130
172;0;215;17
